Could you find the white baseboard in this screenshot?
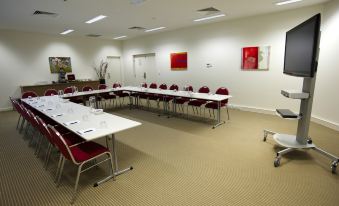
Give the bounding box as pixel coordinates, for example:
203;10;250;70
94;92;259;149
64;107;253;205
230;104;339;132
0;107;13;112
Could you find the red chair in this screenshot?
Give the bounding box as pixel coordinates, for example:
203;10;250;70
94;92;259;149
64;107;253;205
82;86;93;92
130;83;147;107
174;85;193;114
113;83;129;107
10;97;24;130
205;87;230;120
44;89;58;96
158;84;178;116
187;86;210;116
47;125;114;203
36;116;84;169
64;87;83;104
139;83;157;109
22;91;38;99
98;84;116;108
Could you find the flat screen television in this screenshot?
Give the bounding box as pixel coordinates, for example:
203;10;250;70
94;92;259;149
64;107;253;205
283;13;321;77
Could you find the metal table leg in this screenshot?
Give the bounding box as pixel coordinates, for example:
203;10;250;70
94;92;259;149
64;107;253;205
213;101;225;129
94;134;133;187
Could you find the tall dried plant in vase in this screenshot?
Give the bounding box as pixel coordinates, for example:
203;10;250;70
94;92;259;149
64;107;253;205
93;60;108;84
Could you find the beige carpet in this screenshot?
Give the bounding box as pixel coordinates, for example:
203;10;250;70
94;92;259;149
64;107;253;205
0;107;338;206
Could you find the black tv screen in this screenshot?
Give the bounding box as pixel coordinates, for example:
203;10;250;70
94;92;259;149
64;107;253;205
284;14;321;77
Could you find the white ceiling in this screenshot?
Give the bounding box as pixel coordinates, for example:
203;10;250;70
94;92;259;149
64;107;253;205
0;0;329;40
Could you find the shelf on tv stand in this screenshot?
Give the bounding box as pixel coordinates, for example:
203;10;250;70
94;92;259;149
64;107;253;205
281;89;309;99
276;109;301;120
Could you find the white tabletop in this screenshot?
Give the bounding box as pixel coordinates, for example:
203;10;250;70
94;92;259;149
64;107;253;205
122;86;231;101
22;96;141;141
62;86;232;102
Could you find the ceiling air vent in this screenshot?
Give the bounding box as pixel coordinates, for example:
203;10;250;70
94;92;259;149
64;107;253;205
197;7;220;15
32;10;59;17
128;26;146;30
86;34;102;37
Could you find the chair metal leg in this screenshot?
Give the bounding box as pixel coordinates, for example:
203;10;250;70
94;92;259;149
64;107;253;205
71;164;83;204
16;115;22;130
44;144;52;169
226;107;230;120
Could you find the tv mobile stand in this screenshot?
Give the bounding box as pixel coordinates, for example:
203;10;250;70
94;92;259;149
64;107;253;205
263;76;338;174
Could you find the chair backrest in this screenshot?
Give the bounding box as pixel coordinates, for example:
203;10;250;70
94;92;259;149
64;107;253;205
82;86;93;92
36;116;54;145
215;87;229;104
149;83;157;89
44;89;58;96
183;85;193;92
141;83;147;88
159;84;167;90
198;86;210;93
98;84;107;90
47;125;76;163
169;84;179;91
26;109;40;129
67;74;75;81
22;91;38;99
113;83;121;88
64;87;73;94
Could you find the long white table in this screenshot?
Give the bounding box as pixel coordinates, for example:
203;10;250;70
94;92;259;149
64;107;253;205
22;95;141;185
61;86;232;128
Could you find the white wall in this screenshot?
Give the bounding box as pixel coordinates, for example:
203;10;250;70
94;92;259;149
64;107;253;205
313;0;339;129
0;31;121;110
122;4;339;130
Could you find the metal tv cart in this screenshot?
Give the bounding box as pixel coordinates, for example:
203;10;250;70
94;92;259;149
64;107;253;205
263;74;338;174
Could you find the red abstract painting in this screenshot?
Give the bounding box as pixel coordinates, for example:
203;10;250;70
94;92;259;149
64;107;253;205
171;52;187;70
242;47;259;70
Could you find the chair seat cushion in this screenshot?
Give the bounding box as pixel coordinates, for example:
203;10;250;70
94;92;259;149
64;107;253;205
68;98;83;104
114;91;129;98
139;94;149;99
188;100;207;107
159;96;173;102
100;93;116;99
205;102;226;109
70;141;109;162
148;94;159;100
174;97;189;104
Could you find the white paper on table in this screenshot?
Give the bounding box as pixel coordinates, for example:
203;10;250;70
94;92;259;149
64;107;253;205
63;120;80;126
77;128;96;135
42;108;54;111
50;113;65;118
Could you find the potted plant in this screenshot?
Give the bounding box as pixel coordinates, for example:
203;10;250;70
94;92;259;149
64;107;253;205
93;60;108;84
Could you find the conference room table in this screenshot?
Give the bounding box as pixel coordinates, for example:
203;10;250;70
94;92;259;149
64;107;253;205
21;95;141;186
61;86;232;128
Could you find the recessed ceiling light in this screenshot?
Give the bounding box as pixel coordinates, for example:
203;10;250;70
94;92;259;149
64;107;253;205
194;14;225;22
60;29;74;35
85;15;107;24
114;35;127;40
276;0;303;6
145;27;166;32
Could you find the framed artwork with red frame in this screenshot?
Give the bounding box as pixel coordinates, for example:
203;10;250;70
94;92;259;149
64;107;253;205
171;52;187;70
242;46;270;70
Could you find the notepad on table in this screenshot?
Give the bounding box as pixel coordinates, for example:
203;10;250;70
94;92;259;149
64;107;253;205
63;120;80;126
77;128;96;135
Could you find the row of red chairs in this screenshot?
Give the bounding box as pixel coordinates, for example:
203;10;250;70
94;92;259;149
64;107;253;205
9;97;114;203
131;83;230;119
21;82;230;119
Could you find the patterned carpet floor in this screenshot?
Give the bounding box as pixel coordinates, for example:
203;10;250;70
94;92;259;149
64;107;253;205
0;107;338;206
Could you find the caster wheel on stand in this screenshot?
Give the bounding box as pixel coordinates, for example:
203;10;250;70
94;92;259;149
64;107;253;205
274;158;281;167
331;161;338;174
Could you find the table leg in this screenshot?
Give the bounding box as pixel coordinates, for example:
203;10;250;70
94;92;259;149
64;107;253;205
213;101;225;129
94;134;133;187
